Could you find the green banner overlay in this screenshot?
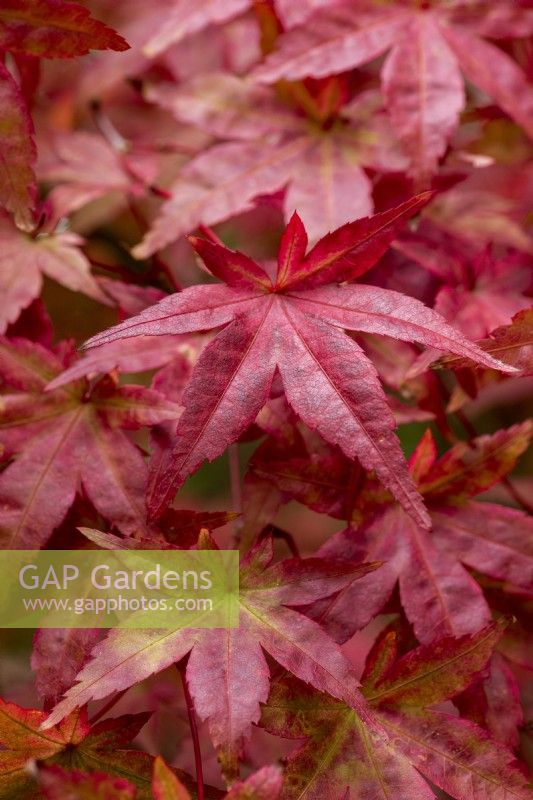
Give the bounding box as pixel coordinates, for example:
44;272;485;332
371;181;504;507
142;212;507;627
0;551;239;629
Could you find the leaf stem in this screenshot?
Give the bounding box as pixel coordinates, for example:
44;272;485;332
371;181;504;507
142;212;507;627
127;199;181;291
198;224;224;245
264;525;301;558
89;688;129;724
455;407;533;515
228;444;243;541
177;661;204;800
502;476;533;515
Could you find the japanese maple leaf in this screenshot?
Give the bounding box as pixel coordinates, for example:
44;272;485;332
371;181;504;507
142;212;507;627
30;509;237;712
43;535;378;751
44;281;199;390
421;162;533;253
0;211;111;333
32;629;103;710
0;337;181;547
38;131;160;223
0;0;128;58
253;0;533;180
0;701;163;799
257;422;533;643
0;63;36;232
443;308;533;376
0;1;127;228
85;198;511;527
396;229;532;339
455;650;524;750
260;620;533;800
135;75;407;255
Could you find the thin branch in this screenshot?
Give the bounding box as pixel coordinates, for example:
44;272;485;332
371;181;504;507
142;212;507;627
176;661;204;800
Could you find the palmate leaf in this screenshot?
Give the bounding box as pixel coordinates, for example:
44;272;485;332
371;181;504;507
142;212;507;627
0;0;126;226
0;702;155;799
30;509;237;713
442;308;533;376
32;629;103;709
43;535;378;746
135;74;406;253
0;211;111;333
38;132;160;222
253;0;533;179
255;422;533;643
84;199;512;528
396;231;532;340
456;651;524;750
0;337;181;547
260;621;533;800
0;0;128;58
0;702;221;799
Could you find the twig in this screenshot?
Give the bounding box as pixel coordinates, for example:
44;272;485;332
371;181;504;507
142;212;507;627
176;661;204;800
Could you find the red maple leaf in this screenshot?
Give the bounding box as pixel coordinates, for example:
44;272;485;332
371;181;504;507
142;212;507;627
260;620;532;800
443;308;533;377
396;228;532;339
253;0;533;180
0;700;158;798
0;0;128;58
0;337;181;547
32;629;103;710
0;211;112;333
37;131;161;223
84;198;512;527
134;75;406;255
43;534;378;747
0;1;128;228
252;421;533;643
